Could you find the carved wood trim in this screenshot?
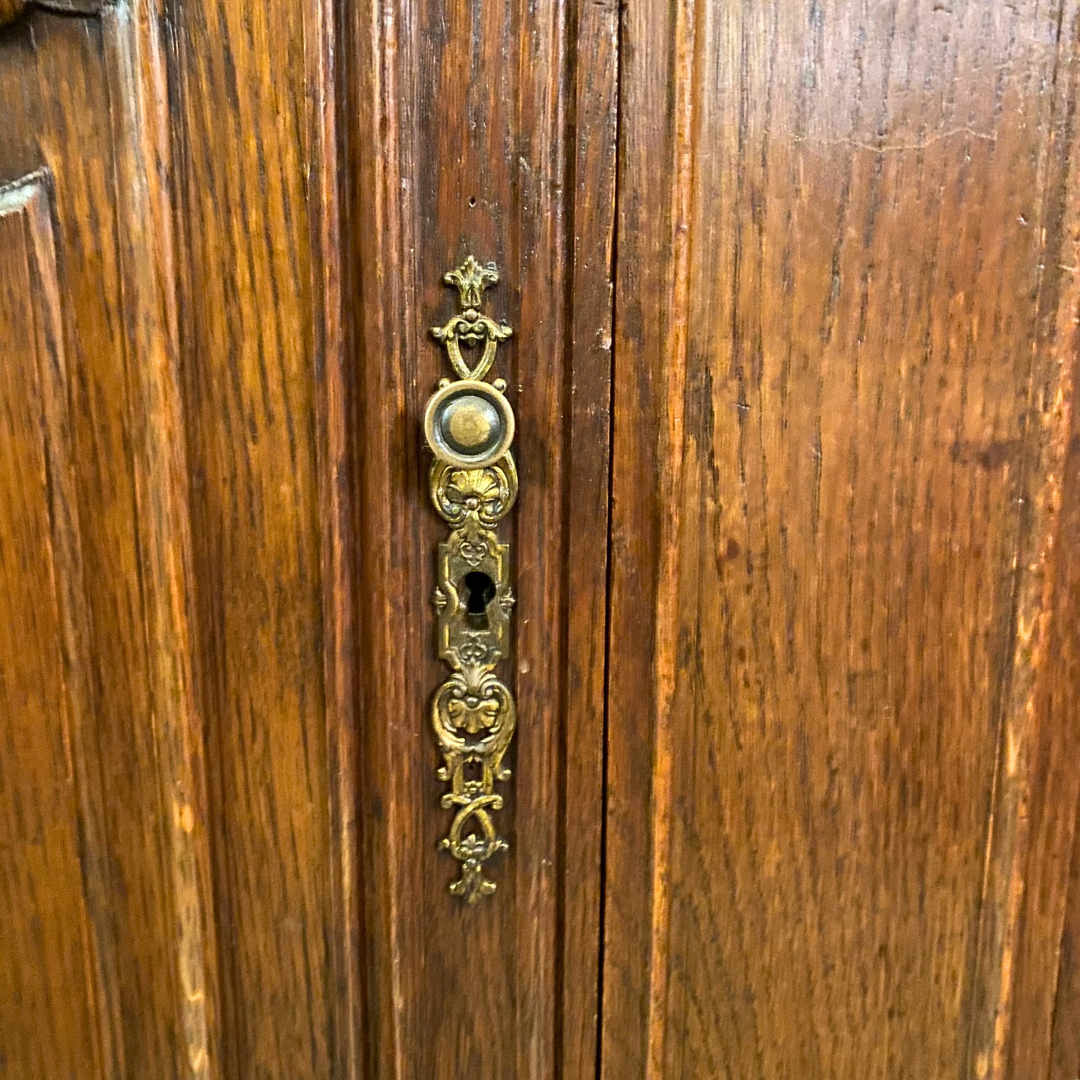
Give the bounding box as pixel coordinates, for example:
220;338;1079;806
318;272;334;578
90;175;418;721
0;0;103;30
303;0;364;1073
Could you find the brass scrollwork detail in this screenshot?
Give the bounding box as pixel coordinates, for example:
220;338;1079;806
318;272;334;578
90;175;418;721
432;256;514;382
424;256;517;903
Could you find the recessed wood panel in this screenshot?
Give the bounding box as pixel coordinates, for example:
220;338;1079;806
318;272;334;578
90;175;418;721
0;7;216;1078
0;171;102;1080
173;3;335;1076
603;2;1080;1079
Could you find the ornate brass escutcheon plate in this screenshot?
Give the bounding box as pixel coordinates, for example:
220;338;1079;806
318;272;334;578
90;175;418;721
425;256;516;903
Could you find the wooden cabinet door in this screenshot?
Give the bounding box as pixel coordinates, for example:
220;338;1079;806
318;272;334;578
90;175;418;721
4;1;1080;1079
601;2;1080;1079
0;0;617;1078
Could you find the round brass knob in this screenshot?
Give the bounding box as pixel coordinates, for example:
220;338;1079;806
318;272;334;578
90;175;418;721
424;379;515;469
442;394;500;453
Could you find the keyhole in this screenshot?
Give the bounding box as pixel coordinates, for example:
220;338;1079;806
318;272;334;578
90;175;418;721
462;571;496;629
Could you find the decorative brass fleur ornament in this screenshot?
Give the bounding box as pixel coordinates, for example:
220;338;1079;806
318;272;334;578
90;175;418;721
431;256;513;382
424;257;517;903
444;254;500;308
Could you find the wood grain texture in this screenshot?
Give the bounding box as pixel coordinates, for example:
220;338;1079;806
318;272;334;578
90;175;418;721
303;1;364;1077
9;3;1079;1078
0;170;103;1080
0;0;100;31
172;1;336;1077
602;2;1080;1079
986;24;1080;1075
343;0;616;1076
1052;782;1080;1080
0;7;216;1078
104;3;220;1075
6;0;614;1074
0;0;25;25
1046;324;1080;1080
563;1;619;1076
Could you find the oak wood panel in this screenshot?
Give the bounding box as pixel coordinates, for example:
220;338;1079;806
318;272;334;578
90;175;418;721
343;0;616;1076
1;0;617;1077
0;171;103;1080
0;7;216;1078
1047;363;1080;1080
1052;788;1080;1080
173;3;336;1078
303;1;364;1077
602;2;1080;1079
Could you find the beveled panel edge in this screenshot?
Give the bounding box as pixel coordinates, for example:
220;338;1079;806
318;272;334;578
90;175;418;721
102;4;222;1077
0;0;103;30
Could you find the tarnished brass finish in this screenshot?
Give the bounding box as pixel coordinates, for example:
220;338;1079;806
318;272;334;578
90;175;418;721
446;396;495;449
425;378;515;470
425;257;517;902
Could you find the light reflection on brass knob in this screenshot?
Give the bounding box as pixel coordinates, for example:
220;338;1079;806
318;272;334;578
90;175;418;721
443;394;499;452
424;378;514;469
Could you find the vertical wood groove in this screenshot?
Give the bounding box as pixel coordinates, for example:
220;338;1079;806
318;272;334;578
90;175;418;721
305;0;363;1075
644;1;698;1078
563;0;620;1077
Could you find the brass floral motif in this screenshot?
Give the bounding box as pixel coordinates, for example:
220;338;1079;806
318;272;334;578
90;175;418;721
425;257;517;902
